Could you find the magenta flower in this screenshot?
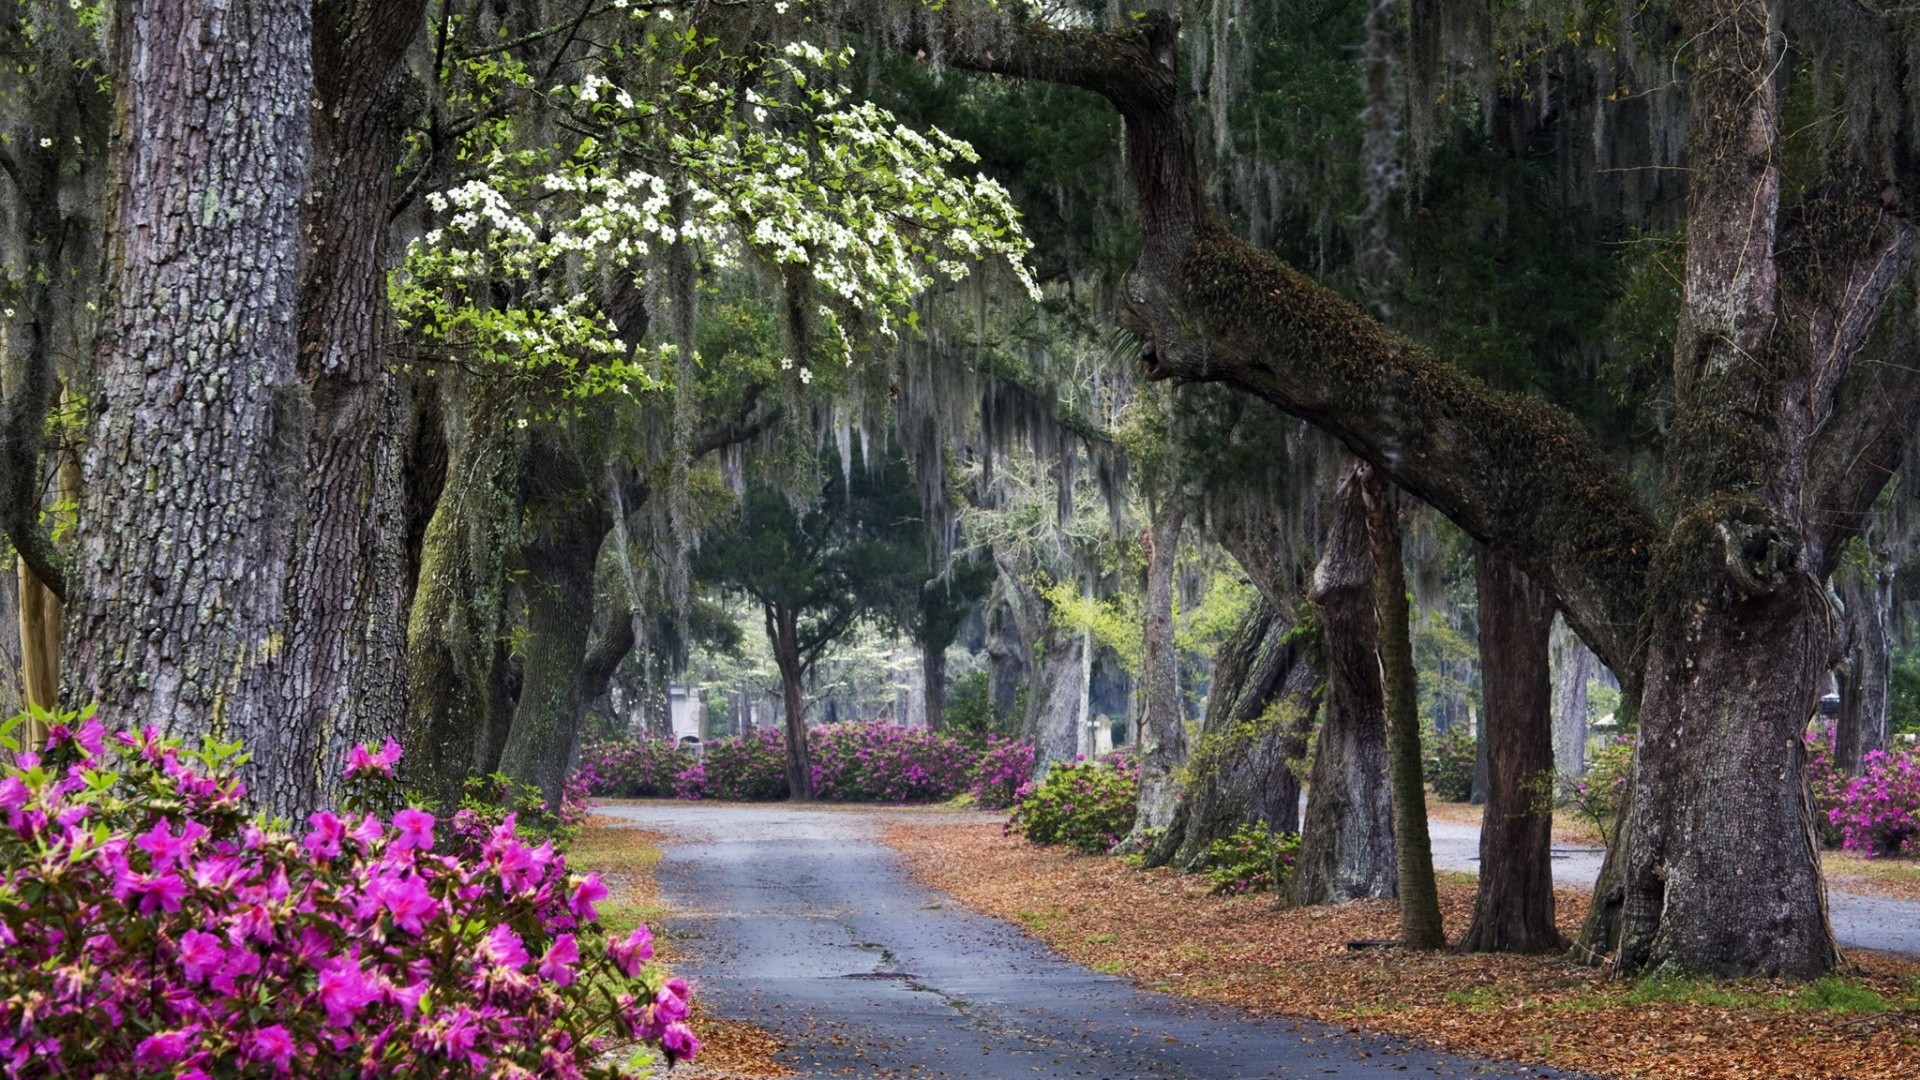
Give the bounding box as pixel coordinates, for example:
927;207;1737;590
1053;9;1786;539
567;873;608;921
392;807;436;852
303;812;345;860
244;1025;294;1073
607;925;654;977
176;930;225;984
538;933;580;985
662;1020;700;1060
133;1027;198;1068
480;924;530;969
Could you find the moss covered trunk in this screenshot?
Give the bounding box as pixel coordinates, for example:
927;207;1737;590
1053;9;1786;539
1145;596;1317;872
1292;463;1396;906
1459;544;1560;954
1122;500;1188;848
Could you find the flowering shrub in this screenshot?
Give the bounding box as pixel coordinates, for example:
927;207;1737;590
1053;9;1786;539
808;722;976;802
456;770;591;843
1423;724;1476;803
1006;754;1140;854
969;737;1036;810
0;712;697;1077
1559;735;1634;844
1203;823;1300;896
685;726;789;801
1806;727;1848;849
581;739;695;799
1829;747;1920;856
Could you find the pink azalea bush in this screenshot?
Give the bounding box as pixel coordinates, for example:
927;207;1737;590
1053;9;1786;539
967;737;1036;810
1006;752;1141;854
0;712;697;1077
1828;746;1920;857
807;723;976;803
580;740;695;799
683;727;790;800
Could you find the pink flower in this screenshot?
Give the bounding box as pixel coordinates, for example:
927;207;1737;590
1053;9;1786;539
392;807;435;852
132;1026;197;1067
176;930;225;984
0;776;27;812
655;983;690;1023
538;933;580;986
568;873;608;921
303;812;345;860
243;1025;294;1073
342;737;402;779
661;1021;700;1061
607;925;654;977
316;957;380;1027
480;924;530;969
372;872;437;935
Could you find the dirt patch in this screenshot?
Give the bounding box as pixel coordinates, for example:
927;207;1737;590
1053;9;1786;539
574;819;790;1078
1823;851;1920;904
882;820;1920;1080
1425;794;1606;847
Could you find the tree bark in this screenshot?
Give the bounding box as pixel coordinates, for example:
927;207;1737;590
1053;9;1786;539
1293;463;1396;906
1833;558;1893;775
1459;544;1561;954
265;0;425;819
1549;615;1596;780
768;603;814;799
1026;624;1088;772
1123;500;1188;848
1369;468;1447;949
922;635;948;732
68;0;312;782
1146;596;1317;872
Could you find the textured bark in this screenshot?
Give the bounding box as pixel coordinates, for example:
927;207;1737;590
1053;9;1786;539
1146;597;1317;872
0;126;69;607
1459;544;1561;954
1549;615;1596;780
1833;559;1893;775
1370;469;1446;949
402;389;526;810
1027;625;1088;772
922;636;947;733
768;604;815;799
265;0;425;818
1123;501;1188;847
1293;464;1396;906
68;0;313;777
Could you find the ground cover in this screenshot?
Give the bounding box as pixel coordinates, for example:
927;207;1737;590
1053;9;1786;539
573;819;788;1078
882;820;1920;1079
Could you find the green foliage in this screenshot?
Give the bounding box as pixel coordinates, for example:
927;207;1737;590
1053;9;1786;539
456;771;580;844
1891;649;1920;736
1560;736;1635;844
945;670;1021;747
1039;575;1143;675
1423;724;1477;803
1203;823;1300;897
1007;756;1140;855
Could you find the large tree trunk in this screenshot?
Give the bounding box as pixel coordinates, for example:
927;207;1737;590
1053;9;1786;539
496;423;611;809
768;603;815;799
1368;468;1446;948
1145;596;1317;871
1122;500;1187;848
402;388;526;809
1549;615;1596;780
265;0;424;819
68;0;312;780
922;636;948;732
1025;620;1088;772
1833;558;1893;775
1458;544;1561;954
1293;464;1396;906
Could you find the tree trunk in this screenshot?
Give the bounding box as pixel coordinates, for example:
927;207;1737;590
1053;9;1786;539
1123;500;1188;848
1458;544;1561;954
1834;558;1893;775
265;0;424;819
1549;615;1596;780
768;604;815;799
1369;468;1447;949
496;424;611;809
1026;625;1088;772
922;636;948;732
402;388;526;809
1146;596;1317;871
68;0;312;783
16;561;58;731
1293;463;1397;906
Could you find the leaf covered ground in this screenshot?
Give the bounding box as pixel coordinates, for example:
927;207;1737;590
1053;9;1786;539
882;820;1920;1079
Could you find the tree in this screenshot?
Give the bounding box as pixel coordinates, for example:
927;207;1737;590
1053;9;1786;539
854;0;1920;979
1120;497;1186;846
696;455;927;798
66;0;312;783
899;553;994;733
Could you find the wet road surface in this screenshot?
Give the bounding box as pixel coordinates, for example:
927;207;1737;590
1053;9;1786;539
596;802;1579;1080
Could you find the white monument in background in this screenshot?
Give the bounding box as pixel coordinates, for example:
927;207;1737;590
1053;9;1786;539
667;683;704;745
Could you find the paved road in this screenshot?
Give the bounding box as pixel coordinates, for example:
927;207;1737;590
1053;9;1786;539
597;802;1577;1080
1425;820;1920;958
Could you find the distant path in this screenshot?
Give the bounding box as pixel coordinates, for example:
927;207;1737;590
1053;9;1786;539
597;801;1578;1080
1423;819;1920;958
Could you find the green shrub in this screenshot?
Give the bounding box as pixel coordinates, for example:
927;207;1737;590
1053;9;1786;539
1007;755;1139;854
1560;735;1634;843
1203;823;1300;896
1424;723;1476;802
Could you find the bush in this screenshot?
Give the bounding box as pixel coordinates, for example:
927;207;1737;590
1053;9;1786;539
1203;823;1300;896
0;712;697;1076
686;726;789;800
1830;747;1920;856
1806;727;1847;849
1007;754;1139;854
969;737;1036;810
581;739;694;798
808;722;976;802
1560;734;1633;843
1424;724;1476;803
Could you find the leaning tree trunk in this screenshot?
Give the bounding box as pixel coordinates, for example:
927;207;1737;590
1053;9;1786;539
1122;500;1188;849
1549;615;1597;780
1145;596;1318;871
1834;558;1893;775
1369;468;1446;949
1458;544;1561;954
68;0;312;781
1292;463;1396;906
768;604;815;799
266;0;424;819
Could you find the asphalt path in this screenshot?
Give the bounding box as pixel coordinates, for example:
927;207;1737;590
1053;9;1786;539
1423;819;1920;958
597;802;1580;1080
